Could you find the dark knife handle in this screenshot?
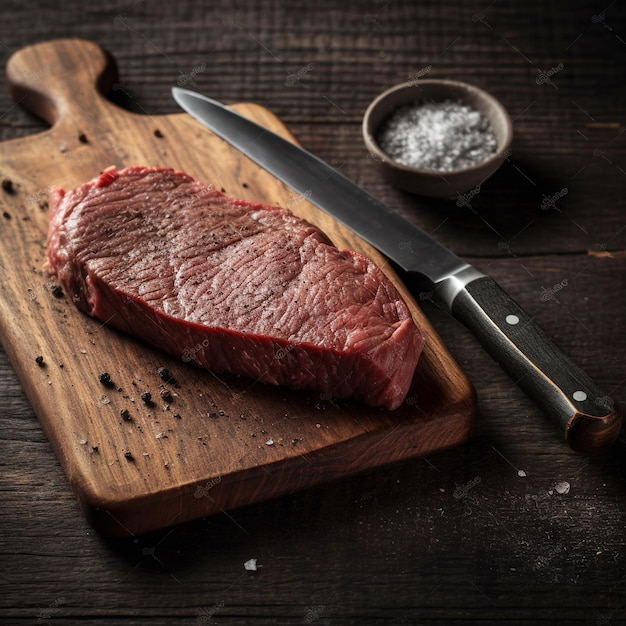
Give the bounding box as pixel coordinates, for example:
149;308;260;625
449;276;621;452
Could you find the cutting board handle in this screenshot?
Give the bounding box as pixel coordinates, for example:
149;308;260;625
6;39;117;130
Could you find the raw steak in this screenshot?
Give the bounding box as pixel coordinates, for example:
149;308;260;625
46;166;423;409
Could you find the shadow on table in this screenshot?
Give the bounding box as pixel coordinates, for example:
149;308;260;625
394;153;577;255
98;436;483;573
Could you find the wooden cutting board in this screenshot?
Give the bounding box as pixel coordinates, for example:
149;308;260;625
0;39;475;536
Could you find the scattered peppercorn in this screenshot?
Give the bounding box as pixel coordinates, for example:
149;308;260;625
98;372;112;386
120;408;132;421
157;366;175;383
2;211;10;220
78;132;88;144
2;179;15;194
141;391;152;404
124;451;134;461
50;284;63;298
35;355;45;367
154;129;164;138
92;446;99;453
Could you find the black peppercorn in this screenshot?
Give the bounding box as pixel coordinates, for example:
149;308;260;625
98;372;112;386
157;366;175;383
2;179;15;194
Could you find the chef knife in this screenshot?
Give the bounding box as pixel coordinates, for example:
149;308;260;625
171;86;621;452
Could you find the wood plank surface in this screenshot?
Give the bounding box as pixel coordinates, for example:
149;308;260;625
0;0;625;623
0;39;473;536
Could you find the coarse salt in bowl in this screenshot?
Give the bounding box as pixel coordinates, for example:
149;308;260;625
362;79;513;199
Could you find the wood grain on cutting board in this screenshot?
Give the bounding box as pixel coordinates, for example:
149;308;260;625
0;39;475;536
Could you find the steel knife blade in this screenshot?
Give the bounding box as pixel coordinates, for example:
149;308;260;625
172;86;621;452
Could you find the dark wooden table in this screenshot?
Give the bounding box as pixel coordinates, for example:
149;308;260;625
1;1;626;623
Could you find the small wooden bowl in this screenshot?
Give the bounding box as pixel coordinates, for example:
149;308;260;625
362;79;513;198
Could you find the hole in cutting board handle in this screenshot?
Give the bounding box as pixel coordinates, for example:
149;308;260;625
5;38;118;129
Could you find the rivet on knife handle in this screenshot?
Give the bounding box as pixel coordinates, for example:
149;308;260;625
441;273;621;452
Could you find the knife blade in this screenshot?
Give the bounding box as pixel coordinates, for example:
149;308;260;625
171;86;621;452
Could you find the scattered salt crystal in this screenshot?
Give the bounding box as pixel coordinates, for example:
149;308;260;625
265;438;274;446
376;99;497;172
554;481;570;495
79;439;87;445
518;469;527;477
244;558;257;571
155;432;168;439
